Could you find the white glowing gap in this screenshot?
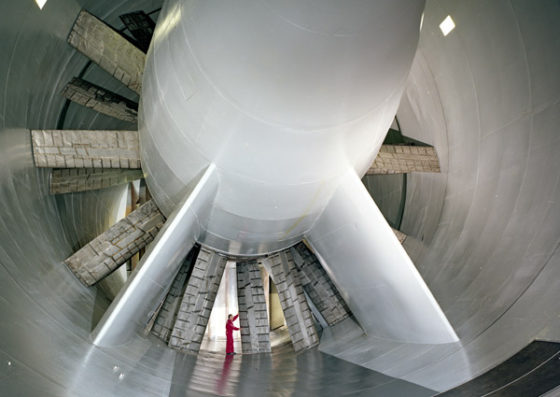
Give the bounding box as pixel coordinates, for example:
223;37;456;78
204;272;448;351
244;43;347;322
35;0;47;9
439;15;455;36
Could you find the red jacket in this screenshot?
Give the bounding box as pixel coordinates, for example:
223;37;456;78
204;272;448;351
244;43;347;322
226;314;239;337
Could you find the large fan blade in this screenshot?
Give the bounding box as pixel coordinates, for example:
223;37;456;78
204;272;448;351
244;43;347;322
368;144;441;174
68;10;145;94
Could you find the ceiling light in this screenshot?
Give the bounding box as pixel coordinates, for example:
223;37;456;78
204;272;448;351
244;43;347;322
439;15;455;36
35;0;47;9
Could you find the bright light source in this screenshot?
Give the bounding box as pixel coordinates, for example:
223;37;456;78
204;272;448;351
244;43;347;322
439;15;455;36
35;0;47;9
419;13;424;32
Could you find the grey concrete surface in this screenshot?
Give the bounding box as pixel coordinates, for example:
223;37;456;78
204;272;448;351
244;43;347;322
1;0;559;396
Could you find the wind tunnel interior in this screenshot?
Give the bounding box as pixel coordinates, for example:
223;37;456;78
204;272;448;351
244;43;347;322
1;0;560;396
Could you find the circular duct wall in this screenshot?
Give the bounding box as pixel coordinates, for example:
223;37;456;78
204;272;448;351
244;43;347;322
0;0;558;395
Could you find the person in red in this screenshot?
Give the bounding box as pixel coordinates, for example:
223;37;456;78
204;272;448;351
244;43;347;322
225;313;240;355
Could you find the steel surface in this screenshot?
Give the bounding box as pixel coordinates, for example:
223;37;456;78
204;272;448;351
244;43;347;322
1;0;559;395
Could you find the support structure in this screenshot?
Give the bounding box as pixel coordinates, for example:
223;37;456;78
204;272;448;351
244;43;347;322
263;251;319;352
50;168;142;194
368;144;440;174
65;200;164;286
119;11;155;53
61;77;138;123
151;247;199;342
168;247;227;353
292;243;350;326
68;10;145;94
236;260;271;354
31;129;140;169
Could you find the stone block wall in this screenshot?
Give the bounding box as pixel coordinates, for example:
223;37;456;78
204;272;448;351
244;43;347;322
368;144;440;174
61;77;138;123
236;261;271;354
50;168;142;194
292;243;350;327
151;247;199;342
264;250;319;352
68;10;145;94
168;247;227;353
65;200;164;286
31;129;140;169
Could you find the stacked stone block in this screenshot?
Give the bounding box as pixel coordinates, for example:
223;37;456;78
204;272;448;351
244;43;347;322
392;228;408;243
368;144;440;174
151;248;199;342
168;248;227;353
65;200;164;286
50;168;143;194
292;243;351;327
263;251;319;352
236;261;271;354
68;10;145;94
61;77;138;123
31;129;140;169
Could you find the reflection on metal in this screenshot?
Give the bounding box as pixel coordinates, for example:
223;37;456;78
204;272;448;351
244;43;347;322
91;164;218;347
50;168;142;194
439;15;456;36
139;0;425;258
2;0;560;395
268;278;285;331
61;77;138;123
306;171;458;344
68;10;145;94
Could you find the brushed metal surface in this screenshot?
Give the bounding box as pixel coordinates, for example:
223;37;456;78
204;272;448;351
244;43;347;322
139;0;425;256
319;0;560;392
1;0;559;395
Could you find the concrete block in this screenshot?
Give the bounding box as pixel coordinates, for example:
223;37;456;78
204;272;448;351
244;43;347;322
368;144;441;174
64;200;164;286
68;11;145;94
168;247;227;354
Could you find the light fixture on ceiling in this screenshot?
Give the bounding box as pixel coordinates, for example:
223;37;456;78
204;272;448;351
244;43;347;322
439;15;455;36
35;0;47;9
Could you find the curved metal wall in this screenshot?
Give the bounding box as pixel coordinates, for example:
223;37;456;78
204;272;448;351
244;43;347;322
322;0;560;391
0;0;559;395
